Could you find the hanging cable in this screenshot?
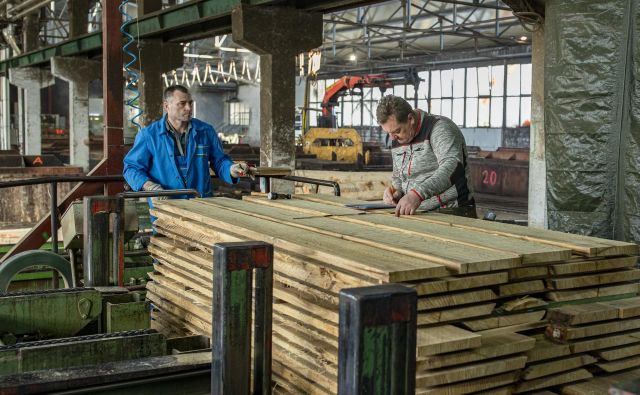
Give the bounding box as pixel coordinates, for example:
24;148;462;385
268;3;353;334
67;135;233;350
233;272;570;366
119;0;143;131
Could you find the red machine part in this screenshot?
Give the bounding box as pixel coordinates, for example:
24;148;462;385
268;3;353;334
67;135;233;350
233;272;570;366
319;74;394;128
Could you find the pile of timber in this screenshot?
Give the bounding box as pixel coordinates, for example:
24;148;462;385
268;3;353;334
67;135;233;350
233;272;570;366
145;194;638;394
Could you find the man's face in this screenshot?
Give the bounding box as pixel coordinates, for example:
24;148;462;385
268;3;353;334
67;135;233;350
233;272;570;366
164;90;193;123
380;113;416;144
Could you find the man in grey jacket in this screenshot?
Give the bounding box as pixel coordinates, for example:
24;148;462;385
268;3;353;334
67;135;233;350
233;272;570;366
377;95;476;217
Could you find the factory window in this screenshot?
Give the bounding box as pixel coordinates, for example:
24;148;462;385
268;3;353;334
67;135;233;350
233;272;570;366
306;64;531;131
229;101;250;126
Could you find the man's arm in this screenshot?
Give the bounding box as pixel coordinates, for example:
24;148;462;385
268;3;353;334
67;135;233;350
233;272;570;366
123;129;153;191
412;120;464;200
206;128;236;184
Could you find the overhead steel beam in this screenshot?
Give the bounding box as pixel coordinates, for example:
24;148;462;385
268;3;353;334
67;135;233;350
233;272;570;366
0;0;389;73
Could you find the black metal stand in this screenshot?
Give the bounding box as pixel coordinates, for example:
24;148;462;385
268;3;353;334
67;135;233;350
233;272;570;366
211;241;274;395
83;189;200;287
338;284;417;395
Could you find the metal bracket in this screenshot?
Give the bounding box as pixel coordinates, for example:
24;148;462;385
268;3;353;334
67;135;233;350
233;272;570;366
211;241;274;395
338;284;417;395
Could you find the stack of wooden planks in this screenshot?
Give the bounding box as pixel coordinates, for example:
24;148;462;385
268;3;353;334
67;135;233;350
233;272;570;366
146;194;638;394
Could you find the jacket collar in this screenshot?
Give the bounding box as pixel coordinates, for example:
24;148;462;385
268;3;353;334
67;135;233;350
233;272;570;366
159;113;199;137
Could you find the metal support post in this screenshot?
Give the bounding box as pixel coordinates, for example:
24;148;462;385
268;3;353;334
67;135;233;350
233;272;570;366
83;196;118;287
211;241;273;395
338;284;417;395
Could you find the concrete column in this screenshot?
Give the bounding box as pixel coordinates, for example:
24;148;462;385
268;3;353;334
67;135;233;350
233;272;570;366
138;39;182;126
232;5;322;192
68;0;88;37
51;57;101;171
528;26;546;228
22;12;39;52
139;0;162;14
0;49;11;150
9;67;54;155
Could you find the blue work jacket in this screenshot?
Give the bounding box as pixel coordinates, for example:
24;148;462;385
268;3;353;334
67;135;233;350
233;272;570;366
123;114;236;204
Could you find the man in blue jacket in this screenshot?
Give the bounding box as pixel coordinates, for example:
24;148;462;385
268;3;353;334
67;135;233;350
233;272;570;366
123;84;253;210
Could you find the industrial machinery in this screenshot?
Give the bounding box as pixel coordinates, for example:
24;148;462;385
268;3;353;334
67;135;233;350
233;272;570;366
303;74;394;166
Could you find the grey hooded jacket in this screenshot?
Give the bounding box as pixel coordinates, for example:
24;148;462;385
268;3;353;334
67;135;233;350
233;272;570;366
388;110;475;211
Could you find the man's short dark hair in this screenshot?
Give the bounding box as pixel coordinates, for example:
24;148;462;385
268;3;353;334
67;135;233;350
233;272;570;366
163;85;190;101
376;95;413;124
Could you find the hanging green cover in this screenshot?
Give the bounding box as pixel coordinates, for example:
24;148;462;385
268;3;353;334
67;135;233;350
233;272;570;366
545;0;640;242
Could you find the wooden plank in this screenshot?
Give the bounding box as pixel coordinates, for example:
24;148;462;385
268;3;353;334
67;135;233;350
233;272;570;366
546;318;640;342
273;285;339;325
407;272;508;296
514;368;592;393
594;342;640;361
550;256;637;276
476;321;546;336
272;312;338;365
561;367;640;395
546;283;639;302
498;280;546;297
547;303;620;325
275;276;339;307
272;341;337;393
418;289;497;310
525;335;572;363
603;296;640;318
146;290;211;335
416;355;526;387
522;355;596;380
243;196;573;266
500;296;548;312
461;310;546;331
417;333;535;370
155;215;377;294
415;371;519;395
570;331;640;354
596;355;640;373
154;201;449;281
273;301;339;338
508;266;548;280
416;325;482;357
418;304;496;325
272;361;332;395
404;212;638;258
548;269;640;290
191;198;523;274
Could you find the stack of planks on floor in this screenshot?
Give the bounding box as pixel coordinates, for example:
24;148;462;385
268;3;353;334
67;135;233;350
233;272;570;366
145;194;638;394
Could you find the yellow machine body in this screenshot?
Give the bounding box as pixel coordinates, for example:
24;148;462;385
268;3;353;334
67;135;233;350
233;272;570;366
303;128;368;164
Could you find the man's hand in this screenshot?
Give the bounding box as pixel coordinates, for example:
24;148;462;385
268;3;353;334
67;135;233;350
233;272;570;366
395;191;422;217
143;181;168;202
382;186;403;205
230;162;256;179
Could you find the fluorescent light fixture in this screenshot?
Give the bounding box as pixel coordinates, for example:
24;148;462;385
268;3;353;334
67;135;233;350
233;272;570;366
520;36;528;41
184;54;215;59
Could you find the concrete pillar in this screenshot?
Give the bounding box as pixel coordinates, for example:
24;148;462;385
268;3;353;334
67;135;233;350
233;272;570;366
9;67;54;155
22;12;39;52
232;5;322;192
138;40;182;126
139;0;162;14
51;57;101;171
0;49;11;150
528;27;546;228
68;0;88;37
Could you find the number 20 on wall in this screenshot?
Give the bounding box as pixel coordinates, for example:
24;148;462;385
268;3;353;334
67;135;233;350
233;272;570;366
482;170;498;186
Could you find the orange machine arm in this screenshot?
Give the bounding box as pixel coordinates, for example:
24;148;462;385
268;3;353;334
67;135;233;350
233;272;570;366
320;74;393;127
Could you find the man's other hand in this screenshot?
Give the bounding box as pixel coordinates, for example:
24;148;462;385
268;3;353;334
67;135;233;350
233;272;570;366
143;181;168;201
230;162;256;179
395;191;422;217
382;186;403;205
